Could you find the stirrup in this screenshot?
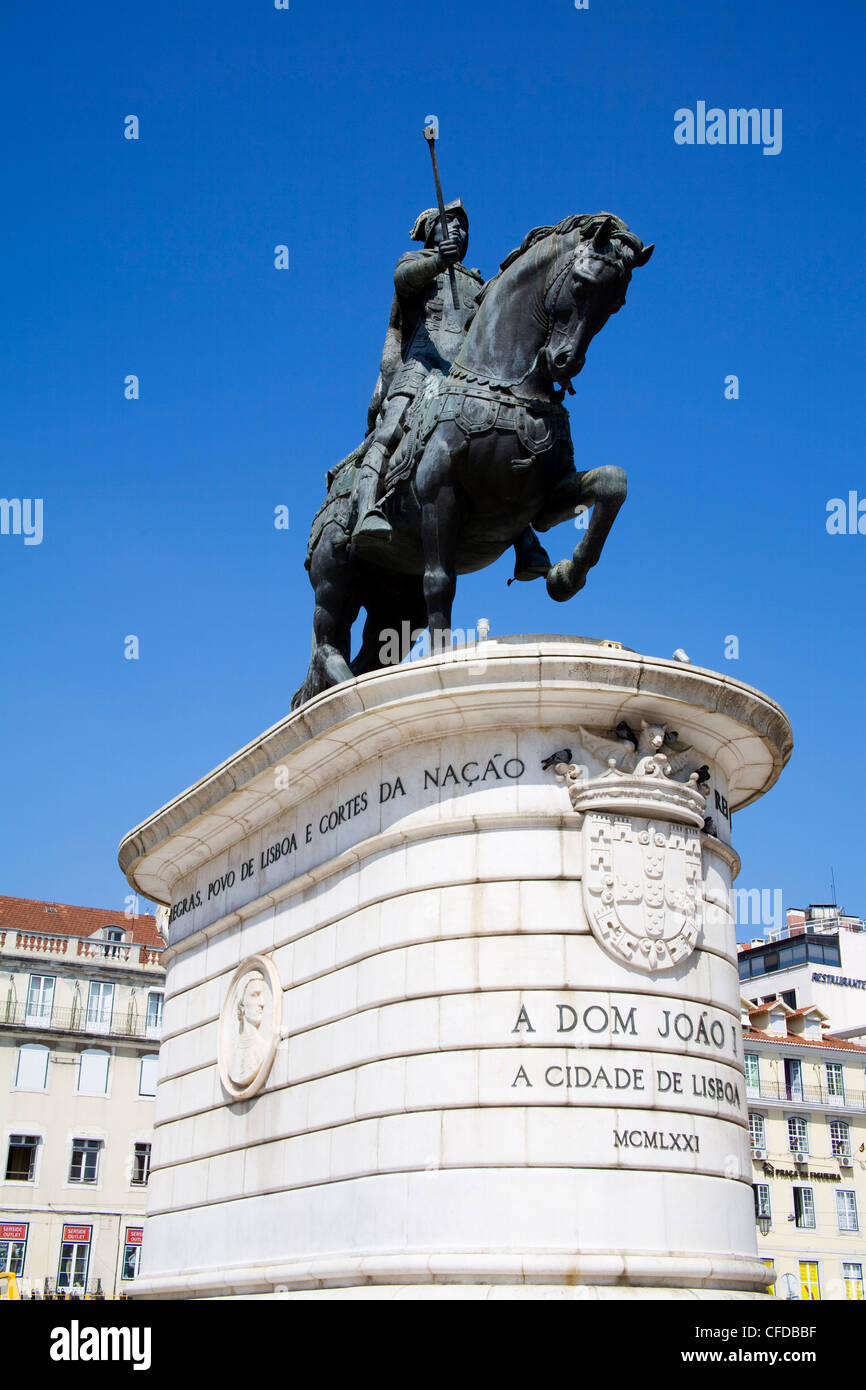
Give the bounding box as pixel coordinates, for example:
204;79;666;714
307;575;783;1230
351;507;393;550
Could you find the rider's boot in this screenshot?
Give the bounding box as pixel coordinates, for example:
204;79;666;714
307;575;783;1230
351;453;393;552
511;526;551;582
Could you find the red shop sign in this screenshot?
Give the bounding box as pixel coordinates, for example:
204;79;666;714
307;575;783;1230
125;1227;143;1246
62;1225;92;1244
0;1223;27;1241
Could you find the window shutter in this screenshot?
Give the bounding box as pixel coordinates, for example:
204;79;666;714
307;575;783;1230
139;1054;159;1097
16;1044;49;1090
78;1049;110;1094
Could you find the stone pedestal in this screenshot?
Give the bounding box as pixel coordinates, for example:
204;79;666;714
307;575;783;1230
119;636;792;1299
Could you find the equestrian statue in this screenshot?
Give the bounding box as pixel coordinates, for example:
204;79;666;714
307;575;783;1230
291;130;653;710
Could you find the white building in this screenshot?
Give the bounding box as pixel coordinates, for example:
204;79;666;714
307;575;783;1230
743;997;866;1300
739;904;866;1040
0;896;165;1297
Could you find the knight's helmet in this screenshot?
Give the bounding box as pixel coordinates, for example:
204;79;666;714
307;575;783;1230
410;198;469;252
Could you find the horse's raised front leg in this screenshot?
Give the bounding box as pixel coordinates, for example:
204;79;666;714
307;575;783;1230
533;465;627;602
416;425;462;653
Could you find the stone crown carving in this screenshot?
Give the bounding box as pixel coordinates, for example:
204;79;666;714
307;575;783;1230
554;721;708;828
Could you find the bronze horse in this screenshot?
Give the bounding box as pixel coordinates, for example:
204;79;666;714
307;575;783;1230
291;212;653;710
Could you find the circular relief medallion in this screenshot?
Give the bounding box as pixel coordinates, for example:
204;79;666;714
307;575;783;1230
218;954;282;1101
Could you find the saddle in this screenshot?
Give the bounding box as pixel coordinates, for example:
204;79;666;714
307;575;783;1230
305;376;571;569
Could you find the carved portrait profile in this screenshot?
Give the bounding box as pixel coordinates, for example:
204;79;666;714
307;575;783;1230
218;954;281;1101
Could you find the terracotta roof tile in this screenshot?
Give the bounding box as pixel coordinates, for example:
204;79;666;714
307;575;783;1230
743;1026;866;1053
0;895;165;949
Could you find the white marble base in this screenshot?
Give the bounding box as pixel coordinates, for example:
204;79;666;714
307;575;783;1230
231;1286;770;1302
119;637;792;1300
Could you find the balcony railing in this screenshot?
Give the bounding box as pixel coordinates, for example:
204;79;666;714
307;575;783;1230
42;1279;106;1300
746;1080;866;1111
0;999;161;1041
0;929;162;970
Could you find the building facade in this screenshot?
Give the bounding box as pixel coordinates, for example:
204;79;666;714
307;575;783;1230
0;896;165;1296
744;998;866;1300
739;904;866;1039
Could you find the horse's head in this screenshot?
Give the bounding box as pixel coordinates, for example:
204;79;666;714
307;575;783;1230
455;211;653;397
542;214;653;389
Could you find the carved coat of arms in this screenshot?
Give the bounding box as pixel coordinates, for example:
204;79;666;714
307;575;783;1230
549;720;710;973
583;813;703;972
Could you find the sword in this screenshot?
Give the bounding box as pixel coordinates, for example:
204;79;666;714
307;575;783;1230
423;117;460;311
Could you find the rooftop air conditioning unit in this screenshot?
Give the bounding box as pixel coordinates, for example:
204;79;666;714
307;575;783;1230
752;1147;768;1160
792;1152;809;1164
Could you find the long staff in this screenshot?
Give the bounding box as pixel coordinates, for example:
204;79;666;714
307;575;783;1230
423;118;460;311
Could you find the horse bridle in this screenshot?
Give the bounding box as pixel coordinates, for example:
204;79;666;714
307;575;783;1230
540;244;632;398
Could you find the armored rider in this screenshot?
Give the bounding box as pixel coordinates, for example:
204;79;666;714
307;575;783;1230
352;201;551;582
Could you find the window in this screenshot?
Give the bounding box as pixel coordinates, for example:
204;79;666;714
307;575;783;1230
784;1057;803;1101
103;927;124;958
121;1228;143;1280
4;1135;39;1183
25;974;54;1026
145;991;164;1038
826;1062;845;1102
0;1225;28;1276
57;1227;91;1292
138;1053;159;1098
800;1261;820;1300
843;1263;864;1300
77;1048;110;1095
793;1186;816;1229
748;1113;766;1149
836;1189;859;1232
68;1138;102;1184
830;1119;851;1157
738;937;841;979
753;1184;771;1221
787;1116;808;1154
813;940;841;966
744;1053;760;1094
15;1043;49;1091
762;1258;776;1297
86;981;114;1034
131;1142;151;1186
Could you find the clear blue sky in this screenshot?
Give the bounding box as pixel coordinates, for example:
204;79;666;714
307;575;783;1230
1;0;863;934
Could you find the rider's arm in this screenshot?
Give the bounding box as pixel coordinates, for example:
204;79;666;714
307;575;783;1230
394;250;446;296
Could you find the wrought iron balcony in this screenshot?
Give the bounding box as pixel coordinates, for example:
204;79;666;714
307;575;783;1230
746;1080;866;1112
0;999;161;1042
42;1278;105;1300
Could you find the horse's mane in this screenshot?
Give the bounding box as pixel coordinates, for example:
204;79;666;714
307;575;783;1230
471;212;645;316
498;211;643;271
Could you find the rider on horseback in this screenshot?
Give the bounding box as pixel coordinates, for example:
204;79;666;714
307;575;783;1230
351;201;551;582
